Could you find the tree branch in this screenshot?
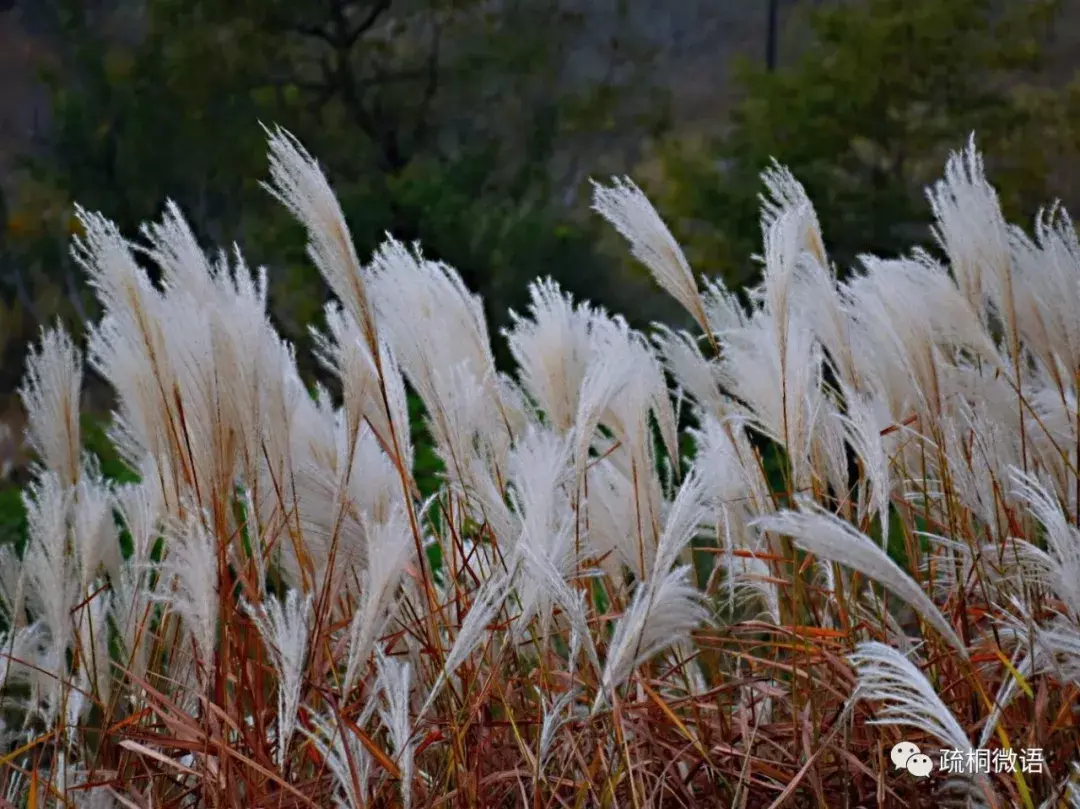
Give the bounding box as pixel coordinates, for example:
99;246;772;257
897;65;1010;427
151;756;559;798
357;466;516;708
340;0;393;50
411;12;443;151
273;0;392;50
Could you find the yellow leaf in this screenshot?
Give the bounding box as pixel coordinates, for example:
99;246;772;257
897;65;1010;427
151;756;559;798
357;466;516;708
994;647;1034;700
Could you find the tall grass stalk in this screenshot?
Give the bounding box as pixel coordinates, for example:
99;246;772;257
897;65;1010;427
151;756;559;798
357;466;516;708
0;130;1078;807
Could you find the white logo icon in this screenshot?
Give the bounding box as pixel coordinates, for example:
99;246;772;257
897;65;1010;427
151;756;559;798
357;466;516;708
907;753;934;777
891;742;933;777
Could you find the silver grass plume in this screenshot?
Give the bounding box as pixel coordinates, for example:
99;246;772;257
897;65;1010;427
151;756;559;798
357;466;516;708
848;641;969;751
596;565;710;711
244;589;312;770
1009;467;1080;618
422;573;508;717
849;642;998;805
926;134;1011;329
760;159;826;267
341;506;414;696
156;517;220;677
263;125;377;348
504;278;595;434
376;651;415;809
595;470;712;708
537;685;579;778
302;705;378;809
754;501;969;659
19;325;83;489
590;176;711;334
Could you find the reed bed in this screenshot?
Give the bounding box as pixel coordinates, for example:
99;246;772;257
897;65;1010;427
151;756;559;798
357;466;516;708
0;128;1078;807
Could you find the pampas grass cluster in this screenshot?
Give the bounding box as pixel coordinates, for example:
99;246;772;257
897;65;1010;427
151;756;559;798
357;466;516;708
1;127;1079;808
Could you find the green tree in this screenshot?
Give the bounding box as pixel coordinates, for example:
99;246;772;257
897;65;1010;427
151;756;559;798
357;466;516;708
651;0;1075;288
6;0;673;371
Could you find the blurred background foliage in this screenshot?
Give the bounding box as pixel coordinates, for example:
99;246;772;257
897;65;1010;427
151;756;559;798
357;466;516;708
0;0;1079;536
652;0;1080;287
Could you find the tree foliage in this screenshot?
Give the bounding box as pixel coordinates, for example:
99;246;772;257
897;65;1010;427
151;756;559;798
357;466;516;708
2;0;672;382
652;0;1078;287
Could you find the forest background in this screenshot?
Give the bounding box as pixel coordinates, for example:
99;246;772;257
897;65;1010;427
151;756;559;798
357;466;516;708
0;0;1078;541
